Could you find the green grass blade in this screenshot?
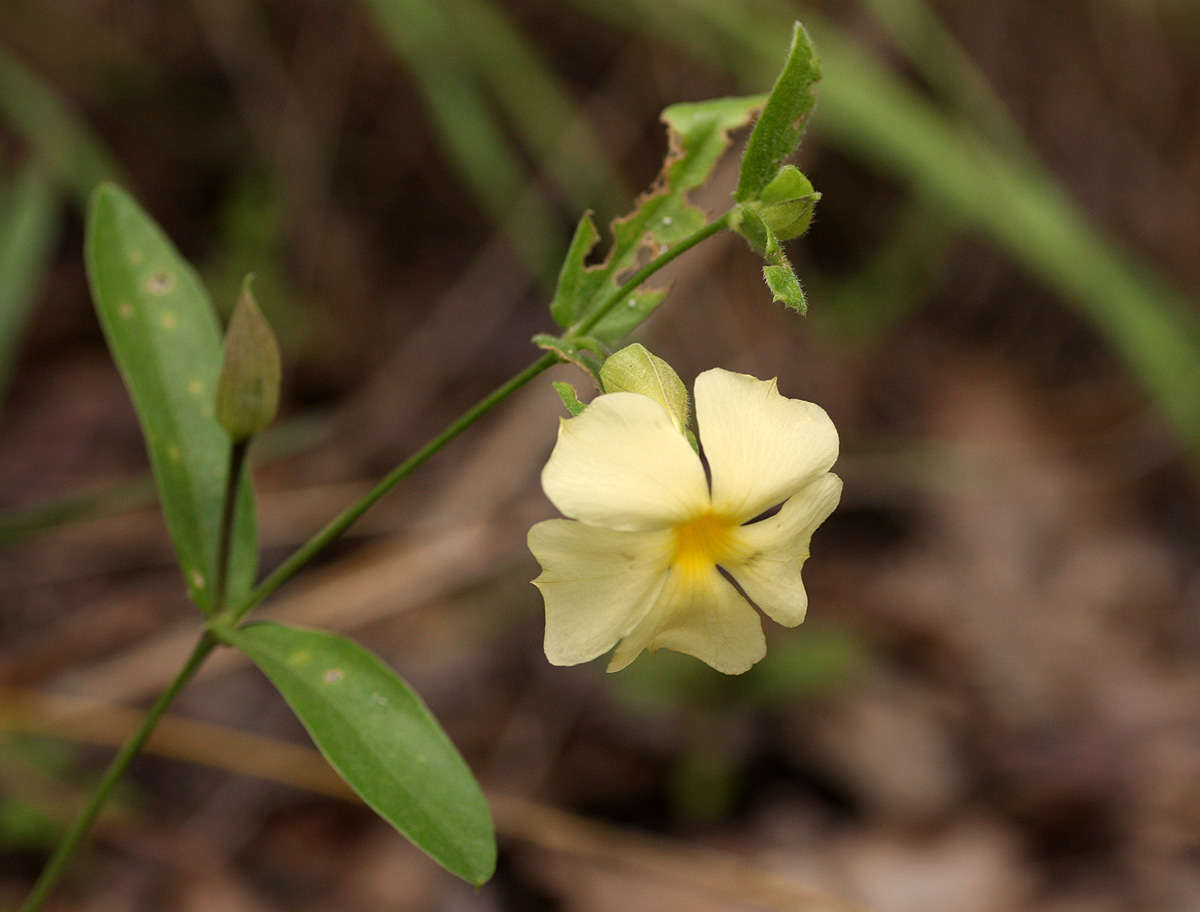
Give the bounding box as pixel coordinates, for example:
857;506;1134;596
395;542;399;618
85;184;257;610
862;0;1033;158
444;0;627;211
0;168;59;405
0;47;120;205
360;0;558;278
231;622;496;885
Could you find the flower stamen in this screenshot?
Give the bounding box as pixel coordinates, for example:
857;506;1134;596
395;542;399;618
672;512;740;583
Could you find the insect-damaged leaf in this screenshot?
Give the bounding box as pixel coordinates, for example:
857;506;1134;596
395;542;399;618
548;95;763;343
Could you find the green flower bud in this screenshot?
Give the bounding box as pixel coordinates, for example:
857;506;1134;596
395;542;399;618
215;276;281;441
757;165;821;240
599;343;689;434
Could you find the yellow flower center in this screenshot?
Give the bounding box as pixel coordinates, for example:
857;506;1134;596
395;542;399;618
671;511;739;583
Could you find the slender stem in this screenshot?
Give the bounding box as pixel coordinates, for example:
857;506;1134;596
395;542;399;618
228;352;559;622
19;634;217;912
569;210;733;337
212;439;249;615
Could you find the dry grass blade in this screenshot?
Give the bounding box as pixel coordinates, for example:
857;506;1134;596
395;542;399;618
0;688;870;912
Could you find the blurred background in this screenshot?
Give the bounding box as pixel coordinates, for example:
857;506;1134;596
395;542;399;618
1;0;1199;909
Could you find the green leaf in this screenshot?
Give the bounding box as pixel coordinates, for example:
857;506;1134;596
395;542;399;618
599;343;689;432
734;22;821;203
551;381;586;416
549;212;600;328
230;622;496;885
733;206;807;313
550;95;762;341
590;287;669;348
0;168;59;406
86;183;257;610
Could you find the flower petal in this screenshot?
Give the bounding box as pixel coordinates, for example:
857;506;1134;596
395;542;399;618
607;566;766;675
542;391;710;531
725;473;842;627
529;519;672;666
695;368;838;522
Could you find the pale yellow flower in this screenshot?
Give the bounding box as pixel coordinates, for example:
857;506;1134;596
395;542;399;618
528;368;841;674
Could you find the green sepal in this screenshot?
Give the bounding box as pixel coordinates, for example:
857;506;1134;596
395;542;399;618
599;343;689;434
551;381;586;416
735;22;821;203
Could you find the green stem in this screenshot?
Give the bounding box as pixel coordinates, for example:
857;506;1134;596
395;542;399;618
19;634;217;912
212;439;249;615
569;210;733;337
228;352;559;623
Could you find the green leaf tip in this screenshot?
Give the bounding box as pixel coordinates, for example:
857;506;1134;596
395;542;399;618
215;276;281;441
735;22;821;204
599;343;689;434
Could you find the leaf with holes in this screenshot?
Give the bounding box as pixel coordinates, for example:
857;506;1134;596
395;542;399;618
86;183;256;609
549;95;763;339
230;622;496;885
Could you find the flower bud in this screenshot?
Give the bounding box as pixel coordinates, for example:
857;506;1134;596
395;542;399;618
215;276;281;441
599;343;689;434
757;165;821;240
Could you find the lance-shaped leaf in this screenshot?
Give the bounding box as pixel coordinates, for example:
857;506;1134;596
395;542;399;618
86;184;256;609
230;622;496;885
735;22;821;203
549;95;764;343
